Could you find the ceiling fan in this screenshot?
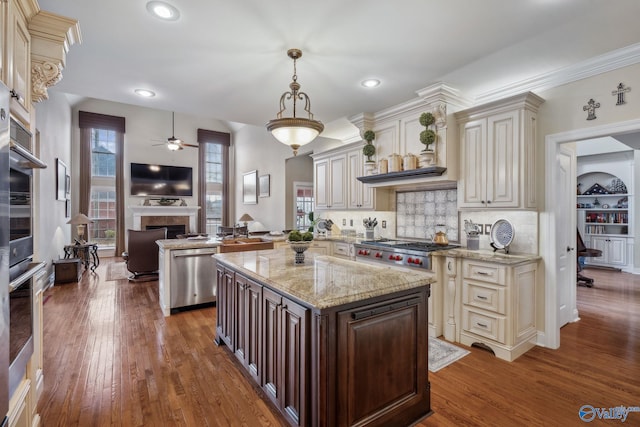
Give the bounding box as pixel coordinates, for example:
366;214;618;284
153;112;198;150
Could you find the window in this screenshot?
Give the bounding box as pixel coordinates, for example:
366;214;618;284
198;129;230;235
89;129;117;246
79;111;125;253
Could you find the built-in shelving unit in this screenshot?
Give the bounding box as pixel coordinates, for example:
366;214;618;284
576;170;633;270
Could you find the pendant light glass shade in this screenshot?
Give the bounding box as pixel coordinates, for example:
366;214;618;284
267;49;323;156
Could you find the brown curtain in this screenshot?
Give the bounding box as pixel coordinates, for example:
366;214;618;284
79;111;126;254
197;129;230;232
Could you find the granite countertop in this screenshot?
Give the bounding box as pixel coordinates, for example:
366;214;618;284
432;248;541;265
215;248;433;310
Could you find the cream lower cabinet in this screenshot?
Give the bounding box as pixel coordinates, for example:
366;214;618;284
459;259;538;361
307;240;331;255
456;92;543;210
587;236;627;266
331;241;353;259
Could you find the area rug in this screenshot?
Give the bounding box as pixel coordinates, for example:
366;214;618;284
429;336;470;372
106;262;130;281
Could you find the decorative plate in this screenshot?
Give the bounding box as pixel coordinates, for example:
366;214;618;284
489;219;515;250
316;220;327;232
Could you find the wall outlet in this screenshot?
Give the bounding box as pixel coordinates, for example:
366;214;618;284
381;220;387;229
350;219;353;226
342;219;346;226
484;224;492;235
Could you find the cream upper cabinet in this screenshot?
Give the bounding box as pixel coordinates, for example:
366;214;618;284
456;92;543;210
7;0;32;125
1;0;6;83
313;143;390;211
314;154;346;210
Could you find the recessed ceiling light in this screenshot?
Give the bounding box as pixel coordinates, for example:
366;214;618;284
146;1;180;21
134;88;156;97
361;79;381;88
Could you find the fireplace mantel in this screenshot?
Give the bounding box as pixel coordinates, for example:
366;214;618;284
130;206;201;233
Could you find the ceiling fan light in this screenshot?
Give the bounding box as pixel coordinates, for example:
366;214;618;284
167;141;181;151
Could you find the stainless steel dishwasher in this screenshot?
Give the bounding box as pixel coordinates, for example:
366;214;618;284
170;248;218;310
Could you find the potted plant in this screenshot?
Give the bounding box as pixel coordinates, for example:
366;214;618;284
419;112;437;166
287;229;314;264
362;130;376;163
419;112;436;152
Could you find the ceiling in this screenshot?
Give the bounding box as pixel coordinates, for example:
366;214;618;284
38;0;640;139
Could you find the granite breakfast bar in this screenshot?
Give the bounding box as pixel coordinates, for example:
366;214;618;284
214;248;434;427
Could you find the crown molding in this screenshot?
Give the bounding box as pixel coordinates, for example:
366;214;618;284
475;43;640;105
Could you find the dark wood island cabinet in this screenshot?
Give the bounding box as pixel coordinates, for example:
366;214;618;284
215;249;433;427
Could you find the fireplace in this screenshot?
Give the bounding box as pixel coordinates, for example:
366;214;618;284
129;206;200;235
146;224;186;239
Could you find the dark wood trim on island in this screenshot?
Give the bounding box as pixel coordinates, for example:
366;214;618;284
214;249;433;427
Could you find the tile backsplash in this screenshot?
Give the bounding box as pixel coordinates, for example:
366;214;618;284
396;189;459;242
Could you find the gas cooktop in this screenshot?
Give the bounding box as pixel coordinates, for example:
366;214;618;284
359;240;459;252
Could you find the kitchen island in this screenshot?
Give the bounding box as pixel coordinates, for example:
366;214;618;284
215;248;433;427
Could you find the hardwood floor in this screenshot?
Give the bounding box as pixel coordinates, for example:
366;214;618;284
39;261;640;426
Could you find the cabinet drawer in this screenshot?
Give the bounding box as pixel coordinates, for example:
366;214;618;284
463;281;506;314
333;242;350;257
462;307;506;343
463;261;506;285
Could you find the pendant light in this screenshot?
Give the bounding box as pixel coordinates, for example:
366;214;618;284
266;48;324;156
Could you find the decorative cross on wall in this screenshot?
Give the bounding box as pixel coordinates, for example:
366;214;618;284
612;83;631;105
583;98;600;120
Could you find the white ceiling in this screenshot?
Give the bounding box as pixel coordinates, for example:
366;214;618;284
38;0;640;139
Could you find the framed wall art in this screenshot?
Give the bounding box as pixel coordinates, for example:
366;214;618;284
243;170;258;204
259;174;270;198
56;159;67;201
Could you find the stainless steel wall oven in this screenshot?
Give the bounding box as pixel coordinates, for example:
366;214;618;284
5;113;46;401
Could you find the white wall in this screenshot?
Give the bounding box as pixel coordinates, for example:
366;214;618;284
233;124;342;231
33;92;74;275
538;62;640;271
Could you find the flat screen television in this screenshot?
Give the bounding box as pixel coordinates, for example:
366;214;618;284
130;162;193;197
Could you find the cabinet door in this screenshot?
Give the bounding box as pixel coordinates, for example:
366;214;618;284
7;1;31;124
459;119;486;207
216;267;235;348
0;1;6;82
280;297;308;426
234;275;248;364
262;287;282;406
314;159;329;209
486;111;518;207
336;293;428;426
329;154;347;209
348;148;374;210
606;237;626;266
347;149;362;209
308;241;330;255
240;277;262;383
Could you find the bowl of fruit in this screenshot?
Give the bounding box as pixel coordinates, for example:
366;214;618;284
286;230;314;264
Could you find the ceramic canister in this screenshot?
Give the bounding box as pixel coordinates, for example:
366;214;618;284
378;158;388;174
403;154;417;170
388;154;402;172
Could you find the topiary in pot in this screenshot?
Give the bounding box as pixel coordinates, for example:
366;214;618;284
419;112;436;152
362;130;376;162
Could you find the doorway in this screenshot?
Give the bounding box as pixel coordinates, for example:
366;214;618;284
544;117;640;349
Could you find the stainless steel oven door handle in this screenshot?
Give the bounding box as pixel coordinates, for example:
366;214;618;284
10;140;47;169
9;261;46;292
